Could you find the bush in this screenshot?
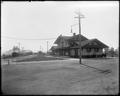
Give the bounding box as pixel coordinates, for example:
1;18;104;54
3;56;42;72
2;54;12;59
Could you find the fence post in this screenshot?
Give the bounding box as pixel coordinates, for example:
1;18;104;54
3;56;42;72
8;59;10;65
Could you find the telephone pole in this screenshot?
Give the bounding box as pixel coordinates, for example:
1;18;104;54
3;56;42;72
47;41;48;54
62;37;64;56
75;11;85;64
40;45;41;52
18;42;21;52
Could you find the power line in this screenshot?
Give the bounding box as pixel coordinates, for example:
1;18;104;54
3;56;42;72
2;36;56;41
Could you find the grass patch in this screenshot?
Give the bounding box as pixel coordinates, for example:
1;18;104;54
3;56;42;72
15;55;65;62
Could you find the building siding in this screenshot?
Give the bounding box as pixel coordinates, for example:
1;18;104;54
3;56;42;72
81;48;103;56
70;49;75;56
69;48;103;57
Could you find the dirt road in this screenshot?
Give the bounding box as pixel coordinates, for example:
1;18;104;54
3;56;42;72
2;58;119;95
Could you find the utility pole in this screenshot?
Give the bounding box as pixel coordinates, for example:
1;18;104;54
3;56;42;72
47;41;48;54
62;37;64;56
22;47;24;51
40;45;41;52
18;42;21;53
75;11;85;64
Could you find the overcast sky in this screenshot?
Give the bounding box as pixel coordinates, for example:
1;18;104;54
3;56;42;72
1;1;119;54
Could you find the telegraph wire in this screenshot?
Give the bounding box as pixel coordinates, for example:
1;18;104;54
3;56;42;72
2;36;56;41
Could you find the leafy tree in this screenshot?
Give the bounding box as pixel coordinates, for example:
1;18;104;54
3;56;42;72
109;47;115;57
114;48;119;57
107;47;119;57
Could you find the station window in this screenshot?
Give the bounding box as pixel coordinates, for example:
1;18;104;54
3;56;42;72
94;48;99;52
87;48;91;52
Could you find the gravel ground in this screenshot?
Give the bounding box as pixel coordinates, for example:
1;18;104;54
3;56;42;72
1;57;119;95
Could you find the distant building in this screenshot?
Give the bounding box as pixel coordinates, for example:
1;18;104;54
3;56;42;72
20;50;33;55
50;33;108;58
3;46;33;57
3;49;13;56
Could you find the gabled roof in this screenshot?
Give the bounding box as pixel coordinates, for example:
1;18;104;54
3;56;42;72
54;35;71;44
69;34;88;41
72;39;108;48
50;46;58;50
54;34;88;44
90;38;108;48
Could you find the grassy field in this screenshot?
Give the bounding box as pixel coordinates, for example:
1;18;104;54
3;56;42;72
16;55;66;62
1;54;66;65
1;57;119;95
